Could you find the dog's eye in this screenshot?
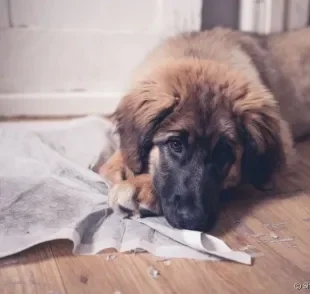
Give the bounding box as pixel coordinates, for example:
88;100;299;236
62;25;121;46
168;138;183;153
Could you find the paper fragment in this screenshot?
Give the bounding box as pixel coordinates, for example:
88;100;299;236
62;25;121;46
148;266;160;279
106;254;117;261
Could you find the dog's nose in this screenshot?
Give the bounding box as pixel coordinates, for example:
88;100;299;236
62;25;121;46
172;193;192;208
173;194;181;203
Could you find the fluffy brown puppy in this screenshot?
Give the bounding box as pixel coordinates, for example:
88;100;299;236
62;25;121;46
101;27;310;231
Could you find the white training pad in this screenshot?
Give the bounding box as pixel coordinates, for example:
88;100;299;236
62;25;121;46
0;116;251;265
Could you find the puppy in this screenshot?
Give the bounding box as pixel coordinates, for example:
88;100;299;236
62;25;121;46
101;27;310;231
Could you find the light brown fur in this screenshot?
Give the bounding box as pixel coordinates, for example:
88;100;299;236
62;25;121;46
101;27;310;217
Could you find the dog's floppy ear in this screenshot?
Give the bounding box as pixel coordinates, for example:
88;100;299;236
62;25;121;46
239;109;285;189
112;80;178;174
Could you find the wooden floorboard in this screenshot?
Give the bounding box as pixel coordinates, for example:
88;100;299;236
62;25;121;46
1;136;310;294
0;243;66;294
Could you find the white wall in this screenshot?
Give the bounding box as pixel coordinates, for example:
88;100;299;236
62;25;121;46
0;0;202;116
2;0;309;117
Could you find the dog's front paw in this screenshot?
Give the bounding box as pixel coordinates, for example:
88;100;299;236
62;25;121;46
108;174;161;217
99;150;134;185
108;181;138;212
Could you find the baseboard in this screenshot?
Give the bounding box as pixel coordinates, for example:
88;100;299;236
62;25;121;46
0;92;123;117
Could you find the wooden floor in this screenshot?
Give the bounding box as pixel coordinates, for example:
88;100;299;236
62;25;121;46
1;139;310;294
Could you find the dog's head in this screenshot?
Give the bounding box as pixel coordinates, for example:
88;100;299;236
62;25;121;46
113;59;292;231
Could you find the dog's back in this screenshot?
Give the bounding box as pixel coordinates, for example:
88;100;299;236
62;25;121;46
131;27;310;139
131;28;264;88
261;28;310;138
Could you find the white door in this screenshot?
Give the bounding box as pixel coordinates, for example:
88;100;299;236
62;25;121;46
239;0;309;33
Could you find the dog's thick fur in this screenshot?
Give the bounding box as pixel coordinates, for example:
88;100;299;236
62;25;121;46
101;27;310;231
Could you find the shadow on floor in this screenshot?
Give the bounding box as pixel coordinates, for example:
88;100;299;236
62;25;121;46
212;139;310;237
